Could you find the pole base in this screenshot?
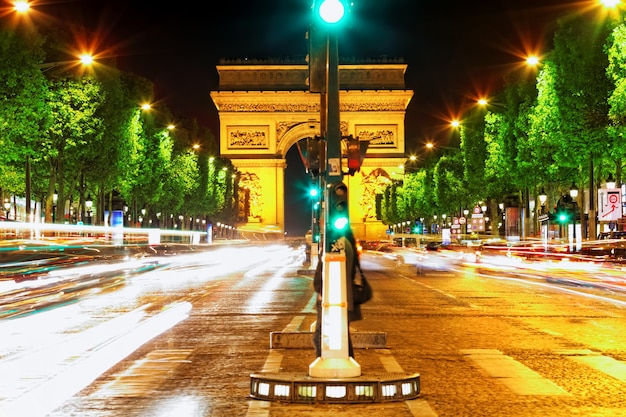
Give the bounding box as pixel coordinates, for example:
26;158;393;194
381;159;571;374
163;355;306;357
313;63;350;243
309;356;361;378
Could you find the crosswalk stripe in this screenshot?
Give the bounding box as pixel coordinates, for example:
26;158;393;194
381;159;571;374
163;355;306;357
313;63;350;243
461;349;570;396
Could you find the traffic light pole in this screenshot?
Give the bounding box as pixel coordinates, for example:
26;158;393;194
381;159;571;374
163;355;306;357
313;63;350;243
309;27;361;378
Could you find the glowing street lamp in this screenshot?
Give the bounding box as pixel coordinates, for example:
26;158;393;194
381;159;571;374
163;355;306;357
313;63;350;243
13;1;30;13
599;0;620;8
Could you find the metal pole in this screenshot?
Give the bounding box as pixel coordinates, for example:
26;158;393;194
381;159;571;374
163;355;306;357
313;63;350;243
309;29;360;379
589;156;596;239
25;156;31;222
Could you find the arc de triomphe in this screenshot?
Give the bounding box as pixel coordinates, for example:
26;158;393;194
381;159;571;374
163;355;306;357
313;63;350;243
210;59;413;240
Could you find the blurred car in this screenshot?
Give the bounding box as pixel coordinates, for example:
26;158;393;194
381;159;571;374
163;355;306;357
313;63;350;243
369;242;425;267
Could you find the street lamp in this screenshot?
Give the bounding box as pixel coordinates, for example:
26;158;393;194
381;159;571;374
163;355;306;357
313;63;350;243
570;182;579;250
539;188;547;213
13;3;96;223
52;190;58;223
4;199;10;220
85;194;93;225
606;173;616;189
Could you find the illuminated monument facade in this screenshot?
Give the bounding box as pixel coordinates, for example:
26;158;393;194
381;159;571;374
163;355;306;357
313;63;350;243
210;59;413;240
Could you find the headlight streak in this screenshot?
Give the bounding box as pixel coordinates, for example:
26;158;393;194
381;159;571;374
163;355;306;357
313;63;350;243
0;302;191;417
468;268;626;308
0;242;302;416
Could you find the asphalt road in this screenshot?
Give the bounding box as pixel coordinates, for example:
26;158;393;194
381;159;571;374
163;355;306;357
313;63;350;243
3;243;626;417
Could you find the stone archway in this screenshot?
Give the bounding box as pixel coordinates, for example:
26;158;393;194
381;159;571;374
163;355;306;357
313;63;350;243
210;60;413;240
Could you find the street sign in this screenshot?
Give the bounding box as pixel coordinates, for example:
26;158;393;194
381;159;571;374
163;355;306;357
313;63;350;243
598;188;622;221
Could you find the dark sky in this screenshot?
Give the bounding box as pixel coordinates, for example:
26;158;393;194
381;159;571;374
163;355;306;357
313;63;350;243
36;0;575;146
29;0;577;235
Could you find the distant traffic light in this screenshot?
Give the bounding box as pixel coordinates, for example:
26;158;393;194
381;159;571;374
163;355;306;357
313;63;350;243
308;136;322;176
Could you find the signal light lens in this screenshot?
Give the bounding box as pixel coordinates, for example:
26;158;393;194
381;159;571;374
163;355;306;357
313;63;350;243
318;0;345;24
333;216;349;231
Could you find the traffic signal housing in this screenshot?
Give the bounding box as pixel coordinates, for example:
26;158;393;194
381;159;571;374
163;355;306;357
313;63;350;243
345;135;368;175
306;24;326;93
326;181;349;250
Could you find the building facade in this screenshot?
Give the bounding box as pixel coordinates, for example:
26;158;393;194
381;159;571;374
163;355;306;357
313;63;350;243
210;59;413;240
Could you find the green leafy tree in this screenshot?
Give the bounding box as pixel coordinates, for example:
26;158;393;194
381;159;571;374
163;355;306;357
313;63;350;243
44;74;104;222
459;111;487;204
0;21;49;199
606;19;626;182
433;152;466;216
551;15;612;176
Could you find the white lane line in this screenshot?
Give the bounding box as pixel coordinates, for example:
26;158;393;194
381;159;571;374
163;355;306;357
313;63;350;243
261;350;283;373
379;350;438;416
283;315;306;332
303;293;317;314
379;349;405;373
246;399;271;417
557;350;626;382
461;349;570;396
405;399;439;417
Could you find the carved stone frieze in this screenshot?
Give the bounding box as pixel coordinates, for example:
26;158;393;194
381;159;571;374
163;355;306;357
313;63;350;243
227;126;269;149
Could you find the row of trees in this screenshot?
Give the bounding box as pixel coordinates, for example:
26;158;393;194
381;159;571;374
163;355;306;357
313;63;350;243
381;5;626;239
0;19;240;228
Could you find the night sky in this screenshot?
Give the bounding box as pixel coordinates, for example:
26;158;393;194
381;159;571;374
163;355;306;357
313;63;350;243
17;0;580;235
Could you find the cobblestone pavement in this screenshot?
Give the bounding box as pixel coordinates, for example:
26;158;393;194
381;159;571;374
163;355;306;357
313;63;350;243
47;255;626;417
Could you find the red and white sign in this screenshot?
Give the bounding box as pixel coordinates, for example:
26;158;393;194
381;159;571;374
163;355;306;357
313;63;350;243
598;188;622;221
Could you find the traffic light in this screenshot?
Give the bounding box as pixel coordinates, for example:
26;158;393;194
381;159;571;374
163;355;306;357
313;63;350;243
296;136;323;177
557;210;569;223
307;136;322;176
306;24;326;93
308;0;350;93
326;181;349;249
345;135;368;175
313;0;349;25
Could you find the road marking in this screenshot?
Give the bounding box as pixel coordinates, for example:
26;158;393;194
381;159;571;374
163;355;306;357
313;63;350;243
283;315;306;332
93;349;192;397
378;350;438;416
261;350;283;373
379;349;405;373
558;350;626;382
461;349;570;396
246;399;270;417
406;399;438;417
303;293;317;313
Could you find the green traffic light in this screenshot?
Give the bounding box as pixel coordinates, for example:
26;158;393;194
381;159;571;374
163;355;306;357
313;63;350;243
333;215;349;230
318;0;345;24
558;213;568;222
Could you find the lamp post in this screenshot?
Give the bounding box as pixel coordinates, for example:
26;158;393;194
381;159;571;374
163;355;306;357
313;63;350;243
4;199;10;221
570;183;579;251
539;188;547;214
85;194;93;225
52;191;58;223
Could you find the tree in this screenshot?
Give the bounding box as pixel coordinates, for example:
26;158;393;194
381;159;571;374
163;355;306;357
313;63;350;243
432;152;466;216
606;19;626;183
0;21;49;201
551;15;612;176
